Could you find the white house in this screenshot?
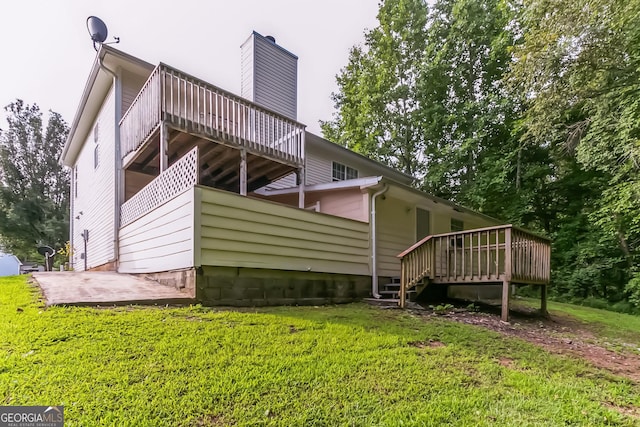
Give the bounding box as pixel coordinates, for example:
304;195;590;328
0;253;21;276
60;31;550;320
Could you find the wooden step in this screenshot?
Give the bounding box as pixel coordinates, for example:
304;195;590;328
363;298;400;307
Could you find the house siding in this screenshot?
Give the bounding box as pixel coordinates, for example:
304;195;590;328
376;196;416;278
240;36;254;101
265;144;375;190
0;254;20;276
197;186;370;275
306;145;393;186
118;190;195;273
260;188;369;223
377;196;498;280
71;88;116;271
241;33;297;119
306;154;331;185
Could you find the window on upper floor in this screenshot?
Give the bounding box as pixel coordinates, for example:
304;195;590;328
332;161;358;181
74;166;78;198
93;123;100;169
94;145;100;169
451;218;464;232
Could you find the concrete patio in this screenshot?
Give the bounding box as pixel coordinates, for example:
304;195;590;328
32;271;195;306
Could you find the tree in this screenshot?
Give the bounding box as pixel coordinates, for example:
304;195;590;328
509;0;640;304
321;0;430;177
0;100;70;260
417;0;526;209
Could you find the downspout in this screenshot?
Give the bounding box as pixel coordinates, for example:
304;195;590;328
69;176;73;270
370;183;388;298
98;55;121;268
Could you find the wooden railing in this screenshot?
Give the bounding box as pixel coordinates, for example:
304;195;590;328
397;225;551;305
120;66;162;158
120;64;305;167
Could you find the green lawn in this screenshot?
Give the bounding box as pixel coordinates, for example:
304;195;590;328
516;298;640;346
1;276;639;426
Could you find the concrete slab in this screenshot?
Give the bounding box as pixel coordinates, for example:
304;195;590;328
32;271;195;306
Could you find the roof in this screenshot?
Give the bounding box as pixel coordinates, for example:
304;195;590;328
0;253;22;265
59;45;155;167
58;43;416;190
241;31;299;60
257;176;502;226
305;132;415;185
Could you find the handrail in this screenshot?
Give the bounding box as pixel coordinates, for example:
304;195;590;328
119;63;306;168
398;225;551;307
398;235;433;258
120;66;162;158
159;64;305;166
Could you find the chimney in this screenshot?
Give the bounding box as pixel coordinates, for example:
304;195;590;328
241;31;298;120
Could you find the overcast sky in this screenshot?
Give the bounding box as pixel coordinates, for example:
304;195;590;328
0;0;380;135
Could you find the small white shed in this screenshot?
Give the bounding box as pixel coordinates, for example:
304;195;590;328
0;253;22;276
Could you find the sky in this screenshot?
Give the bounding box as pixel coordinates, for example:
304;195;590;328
0;0;380;135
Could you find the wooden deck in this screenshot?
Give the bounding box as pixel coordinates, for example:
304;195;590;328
397;225;551;321
120;64;306;168
119;63;306;199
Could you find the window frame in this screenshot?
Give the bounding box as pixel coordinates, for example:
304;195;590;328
450;218;464;232
331;161;358;182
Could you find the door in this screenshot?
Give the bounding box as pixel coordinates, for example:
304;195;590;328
416;208;430;241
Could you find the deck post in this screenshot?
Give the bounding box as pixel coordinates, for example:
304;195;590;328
239;149;247;196
540;284;548;316
297;168;305;209
160;122;169;172
399;261;406;308
501;279;511;322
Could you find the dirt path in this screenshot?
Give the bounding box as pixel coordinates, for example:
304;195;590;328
409;302;640;383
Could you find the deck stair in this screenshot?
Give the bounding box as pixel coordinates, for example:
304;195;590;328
364;277;417;306
397;225;551;321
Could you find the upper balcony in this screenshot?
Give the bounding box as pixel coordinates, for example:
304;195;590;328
119;64;305;194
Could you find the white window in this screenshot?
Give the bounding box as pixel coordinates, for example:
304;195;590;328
74;166;78;198
332;161;358;181
93;123;99;169
94;145;100;169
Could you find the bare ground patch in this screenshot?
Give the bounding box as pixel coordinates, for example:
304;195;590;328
408;301;640;383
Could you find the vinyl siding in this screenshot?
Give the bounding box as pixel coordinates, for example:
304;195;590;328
71;88;116;270
317;190;369;222
258;189;369;223
118;190;195;273
253;35;297;119
376;196;416;277
197;186;370;275
241;33;297;119
0;255;20;276
305;146;392;185
306;154;331;185
240;36;254;100
265;172;296;190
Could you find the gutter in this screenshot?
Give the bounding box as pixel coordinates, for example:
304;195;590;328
370;183;388;298
98;55;122;268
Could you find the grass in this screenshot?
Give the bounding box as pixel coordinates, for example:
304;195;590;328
1;275;639;426
516;297;640;345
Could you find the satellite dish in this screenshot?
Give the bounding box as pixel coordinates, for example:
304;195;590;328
87;16;119;51
87;16;108;44
37;246;55;272
37;246;55;257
